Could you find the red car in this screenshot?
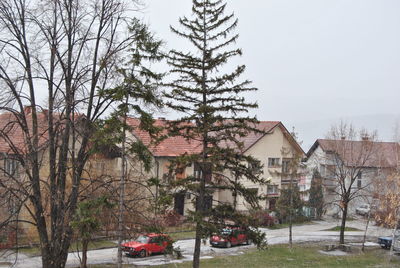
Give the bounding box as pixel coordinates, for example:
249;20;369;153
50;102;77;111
122;233;171;257
210;227;250;248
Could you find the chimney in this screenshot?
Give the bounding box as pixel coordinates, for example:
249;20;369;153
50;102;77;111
341;136;346;140
362;135;369;141
158;117;166;120
24;106;32;114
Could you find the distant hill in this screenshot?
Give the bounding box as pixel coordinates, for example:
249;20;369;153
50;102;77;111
288;114;400;152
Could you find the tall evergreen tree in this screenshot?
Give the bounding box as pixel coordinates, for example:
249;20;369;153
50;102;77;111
165;1;266;267
98;18;164;268
308;169;324;219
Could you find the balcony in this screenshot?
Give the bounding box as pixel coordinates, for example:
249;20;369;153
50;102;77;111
323;177;336;189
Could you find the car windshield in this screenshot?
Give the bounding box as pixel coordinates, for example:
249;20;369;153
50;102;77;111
135;235;149;243
221;228;232;235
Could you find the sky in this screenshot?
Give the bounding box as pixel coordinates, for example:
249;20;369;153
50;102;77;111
139;0;400;148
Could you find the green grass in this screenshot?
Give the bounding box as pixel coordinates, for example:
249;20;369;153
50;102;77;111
153;245;400;268
168;230;196;241
268;221;314;230
18;239;117;257
323;226;362;232
18;246;41;256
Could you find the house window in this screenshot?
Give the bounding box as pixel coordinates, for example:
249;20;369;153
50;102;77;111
247;188;258;196
320;164;335;178
267;185;279;194
175;164;186;180
268;158;280;168
282;158;291;174
319;164;326;177
194;162;212;183
357;172;362;189
4;158;18;176
269;198;277;210
249;160;262;174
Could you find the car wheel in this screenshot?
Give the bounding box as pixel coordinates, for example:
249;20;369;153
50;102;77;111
139;249;147;258
246;239;252;245
225;241;231;248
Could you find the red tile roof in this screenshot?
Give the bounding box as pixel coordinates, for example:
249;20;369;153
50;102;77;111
0;109;50;154
126;118;287;157
310;139;400;168
127;118;203;157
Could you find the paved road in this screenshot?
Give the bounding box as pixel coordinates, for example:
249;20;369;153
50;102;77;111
0;219;393;267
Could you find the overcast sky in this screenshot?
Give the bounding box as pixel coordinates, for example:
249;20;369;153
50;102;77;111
140;0;400;147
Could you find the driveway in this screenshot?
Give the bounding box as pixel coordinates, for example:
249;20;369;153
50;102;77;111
0;218;394;267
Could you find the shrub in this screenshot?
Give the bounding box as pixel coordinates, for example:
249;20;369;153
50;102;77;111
163;210;186;227
250;210;278;227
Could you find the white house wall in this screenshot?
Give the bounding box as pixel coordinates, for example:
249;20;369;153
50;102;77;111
224;126;299;211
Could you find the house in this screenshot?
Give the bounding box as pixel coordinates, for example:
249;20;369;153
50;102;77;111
0;110;305;244
127;118;305;215
305;138;400;215
0;108;129;243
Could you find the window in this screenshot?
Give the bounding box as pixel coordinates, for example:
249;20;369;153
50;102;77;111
357;172;362;189
269;198;277;210
249;160;262;174
175;164;186;180
319;164;326;177
320;164;335;178
282;158;291;174
4;158;18;176
247;188;259;196
268;158;280;168
267;185;279;194
194;162;212;183
196;195;213;211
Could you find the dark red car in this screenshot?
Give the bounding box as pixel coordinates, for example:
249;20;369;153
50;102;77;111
122;233;172;257
210;227;250;248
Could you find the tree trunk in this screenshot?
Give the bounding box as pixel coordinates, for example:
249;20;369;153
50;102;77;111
362;208;371;252
193;220;203;268
117;97;128;268
288;174;293;248
233;174;238;210
339;203;348;245
81;239;89;268
192;3;208;267
193;160;206;268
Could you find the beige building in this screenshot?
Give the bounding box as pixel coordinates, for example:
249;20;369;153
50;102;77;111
127;118;305;215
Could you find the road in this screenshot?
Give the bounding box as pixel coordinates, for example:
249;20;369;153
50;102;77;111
0;219;394;267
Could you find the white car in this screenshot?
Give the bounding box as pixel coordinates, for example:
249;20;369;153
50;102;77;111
355;204;370;216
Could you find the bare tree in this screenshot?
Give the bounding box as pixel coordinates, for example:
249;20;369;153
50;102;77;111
0;0;162;267
374;170;400;256
322;123;378;244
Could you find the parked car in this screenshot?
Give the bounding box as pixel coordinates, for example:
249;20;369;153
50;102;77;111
355;204;370;216
378;229;400;251
210;227;250;248
122;233;172;257
378;236;393;249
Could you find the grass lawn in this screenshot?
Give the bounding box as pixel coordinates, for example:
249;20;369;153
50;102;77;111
168;230;196;241
84;245;400;268
268;221;314;230
323;226;362;232
153;245;400;268
18;239;117;257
